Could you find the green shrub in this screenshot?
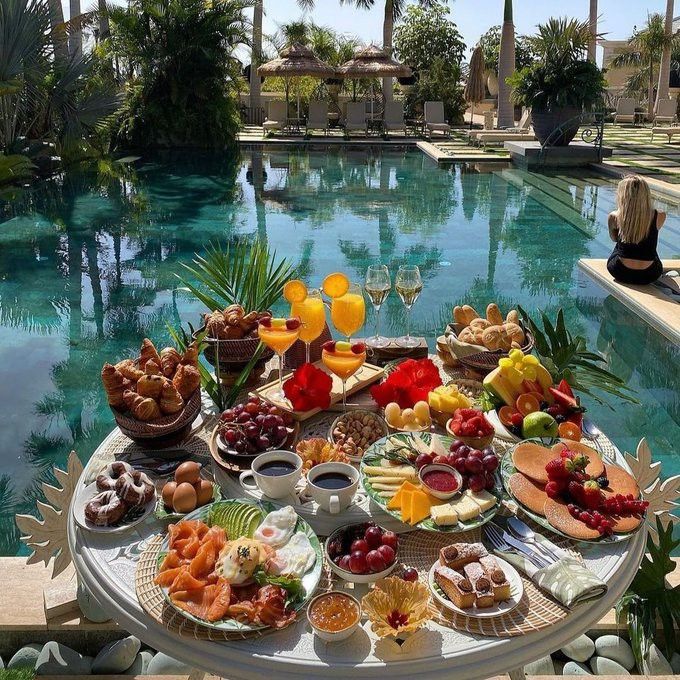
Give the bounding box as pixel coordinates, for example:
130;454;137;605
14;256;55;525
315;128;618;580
406;58;466;123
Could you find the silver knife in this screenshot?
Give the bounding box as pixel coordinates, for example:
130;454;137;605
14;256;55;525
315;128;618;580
502;530;552;568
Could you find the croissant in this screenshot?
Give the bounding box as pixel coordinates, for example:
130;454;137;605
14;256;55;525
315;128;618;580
181;341;199;368
137;373;164;399
159;347;181;377
123;389;161;421
140;338;161;368
159;379;184;415
173;364;201;400
145;360;161;375
101;363;127;408
116;359;144;383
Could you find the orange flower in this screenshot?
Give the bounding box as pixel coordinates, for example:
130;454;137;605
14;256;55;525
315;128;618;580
295;438;348;473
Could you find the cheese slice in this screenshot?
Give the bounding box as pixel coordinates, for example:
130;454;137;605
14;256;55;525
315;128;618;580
378;490;397;498
369;476;414;484
400;489;414;523
449;495;481;521
364;465;416;478
430;503;459;526
386;480;418;510
429;433;448;458
409;490;433;525
371;482;404;491
465;489;497;513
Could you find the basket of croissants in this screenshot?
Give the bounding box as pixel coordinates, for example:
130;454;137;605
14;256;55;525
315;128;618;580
193;304;275;386
443;303;534;373
101;338;202;446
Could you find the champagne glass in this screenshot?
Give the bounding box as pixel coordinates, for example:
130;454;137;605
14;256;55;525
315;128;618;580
290;288;326;363
364;265;391;349
330;282;365;341
395;265;422;348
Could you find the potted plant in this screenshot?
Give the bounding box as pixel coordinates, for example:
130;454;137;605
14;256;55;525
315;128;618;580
508;18;606;146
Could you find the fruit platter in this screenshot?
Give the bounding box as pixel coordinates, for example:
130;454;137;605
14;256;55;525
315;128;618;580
155;500;322;631
500;439;648;543
360;432;501;532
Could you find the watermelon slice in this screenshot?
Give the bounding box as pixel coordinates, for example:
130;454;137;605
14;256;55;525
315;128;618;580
549;387;580;410
557;379;574;398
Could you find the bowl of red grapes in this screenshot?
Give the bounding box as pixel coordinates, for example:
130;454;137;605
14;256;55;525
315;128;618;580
216;396;297;460
325;522;399;583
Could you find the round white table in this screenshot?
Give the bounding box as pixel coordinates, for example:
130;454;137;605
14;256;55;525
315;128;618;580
69;421;646;680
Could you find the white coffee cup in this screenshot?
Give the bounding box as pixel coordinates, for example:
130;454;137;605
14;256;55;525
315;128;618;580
306;462;358;514
239;450;302;500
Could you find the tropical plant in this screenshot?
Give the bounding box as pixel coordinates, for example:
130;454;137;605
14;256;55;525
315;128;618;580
518;307;638;407
616;517;680;667
611;13;680;117
393;2;465;74
107;0;252;148
404;57;466;123
477;25;535;74
177;239;297;316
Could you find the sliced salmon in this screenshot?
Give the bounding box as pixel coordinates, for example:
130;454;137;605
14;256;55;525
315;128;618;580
154;566;183;587
168;567;206;594
159;550;183;571
175;535;201;560
168;521;198;549
171;585;217;619
189;539;217;579
206;579;232;622
204;526;227;552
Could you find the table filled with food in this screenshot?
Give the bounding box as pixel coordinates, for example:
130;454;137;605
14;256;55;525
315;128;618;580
68;268;650;680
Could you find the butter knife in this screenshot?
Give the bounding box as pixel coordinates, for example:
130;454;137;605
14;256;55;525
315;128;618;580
502;530;553;569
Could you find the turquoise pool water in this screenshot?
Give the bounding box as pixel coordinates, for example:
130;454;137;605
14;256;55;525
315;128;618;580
0;147;678;555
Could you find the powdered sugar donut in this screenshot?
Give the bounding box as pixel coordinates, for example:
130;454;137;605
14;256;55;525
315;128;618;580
115;470;155;506
85;490;129;526
96;461;134;491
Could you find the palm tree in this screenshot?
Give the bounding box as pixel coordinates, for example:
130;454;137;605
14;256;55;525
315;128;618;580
655;0;675;109
611;13;680;117
497;0;515;128
69;0;82;57
588;0;597;62
46;0;68;60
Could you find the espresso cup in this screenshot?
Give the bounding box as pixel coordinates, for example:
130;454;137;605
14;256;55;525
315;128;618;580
306;462;359;514
239;450;302;500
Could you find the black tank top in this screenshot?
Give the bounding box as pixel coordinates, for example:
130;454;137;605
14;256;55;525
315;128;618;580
614;210;659;261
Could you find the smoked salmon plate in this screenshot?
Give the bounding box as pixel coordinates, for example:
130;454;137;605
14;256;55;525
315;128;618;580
154;499;322;631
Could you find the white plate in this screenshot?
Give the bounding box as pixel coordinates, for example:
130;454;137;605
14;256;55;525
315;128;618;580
74;481;156;533
428;555;524;618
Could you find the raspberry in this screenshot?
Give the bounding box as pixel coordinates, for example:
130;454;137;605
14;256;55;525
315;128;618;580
568;480;584;503
545;459;570;481
579;511;593;524
545;481;562;499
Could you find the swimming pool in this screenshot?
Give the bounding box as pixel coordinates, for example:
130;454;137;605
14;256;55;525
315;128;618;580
0;147;678;555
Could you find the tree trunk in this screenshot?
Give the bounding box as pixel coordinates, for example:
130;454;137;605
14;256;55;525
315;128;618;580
98;0;110;40
655;0;674;110
648;57;655;118
69;0;82;58
382;0;394;102
497;0;515;128
587;0;597;62
47;0;68;61
250;0;263;117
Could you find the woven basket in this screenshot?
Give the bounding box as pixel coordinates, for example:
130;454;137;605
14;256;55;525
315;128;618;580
112;389;201;448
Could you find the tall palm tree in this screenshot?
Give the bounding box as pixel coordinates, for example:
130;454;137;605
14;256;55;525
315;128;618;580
588;0;597;62
69;0;82;57
497;0;515;128
655;0;675;109
47;0;68;60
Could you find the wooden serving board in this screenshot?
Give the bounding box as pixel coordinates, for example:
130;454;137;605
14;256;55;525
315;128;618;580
250;360;384;421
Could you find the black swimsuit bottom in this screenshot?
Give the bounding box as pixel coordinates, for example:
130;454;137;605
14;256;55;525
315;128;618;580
606;254;663;285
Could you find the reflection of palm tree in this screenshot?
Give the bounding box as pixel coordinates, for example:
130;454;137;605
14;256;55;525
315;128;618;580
487;171;508;287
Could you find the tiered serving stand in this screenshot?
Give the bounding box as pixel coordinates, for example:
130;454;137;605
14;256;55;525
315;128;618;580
68;356;647;680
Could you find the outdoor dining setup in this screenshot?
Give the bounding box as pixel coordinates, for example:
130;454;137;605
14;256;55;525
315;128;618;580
37;257;678;680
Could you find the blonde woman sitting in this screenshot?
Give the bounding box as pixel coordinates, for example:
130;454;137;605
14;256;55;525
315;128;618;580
607;175;665;285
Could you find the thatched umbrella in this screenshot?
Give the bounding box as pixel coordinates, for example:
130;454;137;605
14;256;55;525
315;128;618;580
465;45;485;129
337;45;412;117
257;43;337;118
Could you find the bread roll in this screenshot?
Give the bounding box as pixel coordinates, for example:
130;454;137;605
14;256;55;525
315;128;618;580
486;303;503;325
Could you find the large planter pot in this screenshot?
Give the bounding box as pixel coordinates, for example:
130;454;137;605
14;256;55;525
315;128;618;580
532;107;581;146
486;72;499;97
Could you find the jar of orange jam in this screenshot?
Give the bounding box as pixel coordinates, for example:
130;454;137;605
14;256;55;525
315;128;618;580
307;591;361;642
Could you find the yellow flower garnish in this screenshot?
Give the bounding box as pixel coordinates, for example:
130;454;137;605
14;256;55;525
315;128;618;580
295;437;349;473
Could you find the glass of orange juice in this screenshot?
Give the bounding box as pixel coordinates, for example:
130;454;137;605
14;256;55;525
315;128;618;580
330;282;365;341
322;340;366;410
258;316;301;402
291;288;326;364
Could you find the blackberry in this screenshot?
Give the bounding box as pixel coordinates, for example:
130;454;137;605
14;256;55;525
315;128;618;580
555;414;566;423
596;475;609;488
540;401;548;410
510;425;522;436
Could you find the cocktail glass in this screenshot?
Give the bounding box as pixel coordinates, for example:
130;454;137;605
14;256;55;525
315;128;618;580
291;288;326;364
330;282;365;341
258;317;301;403
322;341;366;411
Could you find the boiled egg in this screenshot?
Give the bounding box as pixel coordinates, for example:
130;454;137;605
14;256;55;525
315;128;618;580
174;461;201;485
253;506;297;547
265;531;316;578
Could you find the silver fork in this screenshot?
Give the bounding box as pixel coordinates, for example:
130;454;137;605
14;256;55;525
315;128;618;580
484;523;548;570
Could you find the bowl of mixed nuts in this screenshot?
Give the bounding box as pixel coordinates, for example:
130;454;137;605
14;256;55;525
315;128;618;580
328;410;389;463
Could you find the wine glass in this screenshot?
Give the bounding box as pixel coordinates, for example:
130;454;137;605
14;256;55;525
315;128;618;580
290;288;326;363
257;318;301;403
322;343;366;411
395;265;422;348
364;265;391;349
330;282;365;342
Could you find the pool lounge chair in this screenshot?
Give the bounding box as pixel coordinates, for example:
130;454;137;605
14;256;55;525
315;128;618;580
306;101;329;136
613;98;637;125
476;131;536;147
424;101;451;138
383;101;407;136
345;102;368;136
469;109;532;144
263;101;287;137
653;99;677;126
651;126;680;143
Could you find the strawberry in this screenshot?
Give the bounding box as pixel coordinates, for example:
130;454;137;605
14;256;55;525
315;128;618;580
571;453;590;471
457;408;481;419
568;480;584;504
559;445;575;459
545;458;570;480
510;413;523;427
545;481;562;499
581;480;603;510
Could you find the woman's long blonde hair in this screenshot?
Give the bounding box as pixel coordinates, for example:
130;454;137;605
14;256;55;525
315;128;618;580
616;175;653;244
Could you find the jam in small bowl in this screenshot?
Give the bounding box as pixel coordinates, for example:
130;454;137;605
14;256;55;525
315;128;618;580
418;463;463;500
307;591;362;642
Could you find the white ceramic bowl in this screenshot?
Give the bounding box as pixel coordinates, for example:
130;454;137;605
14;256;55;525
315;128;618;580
418;463;463;500
307;591;362;642
324;524;399;584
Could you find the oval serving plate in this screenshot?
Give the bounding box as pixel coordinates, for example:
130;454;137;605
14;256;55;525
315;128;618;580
360;432;501;533
500;443;644;544
158;498;323;632
428;556;524;618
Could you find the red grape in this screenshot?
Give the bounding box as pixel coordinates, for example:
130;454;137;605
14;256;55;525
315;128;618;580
233;440;245;453
457;445;470;456
246;424;260;439
245;402;259;415
366;550;387;573
223;429;238;445
349;550;368;574
415;453;434;469
258;435;270;450
465;457;484;474
350;539;369;554
221;409;235;422
481;446;495;457
263;414;278;430
433;455;449;465
274;426;288;442
248;395;260;404
236;412;251;423
453;457;467;474
468;449;484;460
377;544;396;565
381;531;398;549
402;567;418;582
468;473;485;493
450;440;464;452
482;454;499;472
364;526;383;549
338;555;351;571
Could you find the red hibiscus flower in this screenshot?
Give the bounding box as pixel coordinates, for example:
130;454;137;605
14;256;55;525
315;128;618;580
283;362;333;411
370;358;442;409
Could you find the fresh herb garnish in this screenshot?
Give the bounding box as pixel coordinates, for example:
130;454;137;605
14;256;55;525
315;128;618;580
254;569;305;608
